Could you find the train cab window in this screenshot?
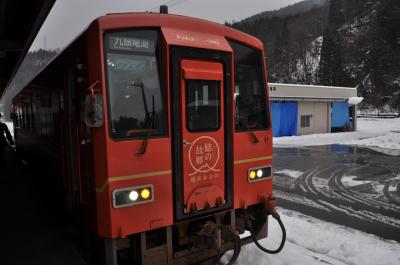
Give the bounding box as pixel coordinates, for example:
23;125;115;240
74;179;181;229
185;80;220;132
104;30;167;139
229;40;270;131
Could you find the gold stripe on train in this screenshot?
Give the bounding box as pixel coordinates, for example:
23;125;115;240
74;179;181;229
233;156;273;165
94;169;172;192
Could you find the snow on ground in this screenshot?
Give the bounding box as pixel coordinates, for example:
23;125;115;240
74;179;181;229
371;183;385;195
274;169;304;179
389;183;397;192
346;132;400;150
341;175;372;187
274;118;400;150
273;190;330;212
229;208;400;265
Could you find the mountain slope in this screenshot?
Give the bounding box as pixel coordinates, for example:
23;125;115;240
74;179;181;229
230;1;329;84
230;0;400;110
242;0;328;22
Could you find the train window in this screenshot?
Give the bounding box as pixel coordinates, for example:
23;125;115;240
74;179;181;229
185;80;221;132
104;30;167;139
229;40;270;132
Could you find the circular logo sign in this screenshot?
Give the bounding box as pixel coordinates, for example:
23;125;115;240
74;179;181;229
188;136;220;176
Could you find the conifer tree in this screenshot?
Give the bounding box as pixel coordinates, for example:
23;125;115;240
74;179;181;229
318;0;348;86
274;19;290;83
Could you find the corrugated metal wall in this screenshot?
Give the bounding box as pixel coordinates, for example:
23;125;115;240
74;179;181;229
297;102;330;135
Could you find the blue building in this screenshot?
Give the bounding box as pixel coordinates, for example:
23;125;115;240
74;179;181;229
268;83;361;137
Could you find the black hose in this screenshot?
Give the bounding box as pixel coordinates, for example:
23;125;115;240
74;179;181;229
215;234;241;265
249;213;286;254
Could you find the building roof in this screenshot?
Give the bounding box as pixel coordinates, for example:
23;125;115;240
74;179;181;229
268;83;357;102
0;0;55;97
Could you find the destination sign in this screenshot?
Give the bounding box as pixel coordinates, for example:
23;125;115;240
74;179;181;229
110;58;147;71
109;36;155;52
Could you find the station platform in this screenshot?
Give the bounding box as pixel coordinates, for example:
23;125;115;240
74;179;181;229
1;148;87;265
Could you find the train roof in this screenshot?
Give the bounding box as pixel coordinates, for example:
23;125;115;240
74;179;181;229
95;12;264;50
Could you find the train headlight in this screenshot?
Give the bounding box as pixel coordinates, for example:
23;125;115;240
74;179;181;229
248;166;272;183
129;190;139;201
112;185;154;208
140;188;151;200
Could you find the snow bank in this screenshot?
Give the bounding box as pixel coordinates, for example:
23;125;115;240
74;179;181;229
346;132;400;150
230;208;400;265
274;118;400;151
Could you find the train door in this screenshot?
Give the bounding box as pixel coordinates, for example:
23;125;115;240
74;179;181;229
171;48;233;220
181;60;225;213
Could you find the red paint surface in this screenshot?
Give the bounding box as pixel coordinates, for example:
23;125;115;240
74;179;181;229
181;60;225;212
84;13;273;238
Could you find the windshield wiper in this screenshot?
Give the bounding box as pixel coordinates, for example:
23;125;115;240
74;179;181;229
137;93;155;156
129;81;156;155
238;117;259;144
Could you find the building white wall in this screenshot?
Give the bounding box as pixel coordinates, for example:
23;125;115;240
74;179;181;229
297;102;330;135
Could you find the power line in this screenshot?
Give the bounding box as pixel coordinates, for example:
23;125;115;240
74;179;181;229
169;0;191;9
146;0;177;12
146;0;191;13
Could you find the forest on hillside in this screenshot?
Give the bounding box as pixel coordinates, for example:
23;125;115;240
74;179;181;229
229;0;400;110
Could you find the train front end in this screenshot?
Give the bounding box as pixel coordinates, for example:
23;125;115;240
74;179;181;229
84;12;285;264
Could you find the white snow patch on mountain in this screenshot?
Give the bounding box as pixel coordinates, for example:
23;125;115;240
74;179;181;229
295;36;323;83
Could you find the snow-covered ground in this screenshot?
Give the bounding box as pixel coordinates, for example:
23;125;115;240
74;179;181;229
341;175;372;187
228;208;400;265
274;118;400;151
274;169;304;179
267;118;400;264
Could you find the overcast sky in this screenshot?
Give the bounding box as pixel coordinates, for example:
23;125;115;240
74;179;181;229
32;0;301;50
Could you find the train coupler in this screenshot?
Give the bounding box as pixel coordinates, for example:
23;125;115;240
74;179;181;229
195;221;222;251
260;195;280;219
189;221;241;265
245;194;286;255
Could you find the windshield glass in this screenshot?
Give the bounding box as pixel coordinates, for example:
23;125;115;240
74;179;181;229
104;30;167;139
229;40;270;131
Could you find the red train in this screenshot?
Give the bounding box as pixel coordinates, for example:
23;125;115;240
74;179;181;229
12;8;285;265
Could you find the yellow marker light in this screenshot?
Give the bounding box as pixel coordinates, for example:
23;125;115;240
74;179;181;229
257;169;263;178
249;170;257;180
129;190;139;201
140;188;151;200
